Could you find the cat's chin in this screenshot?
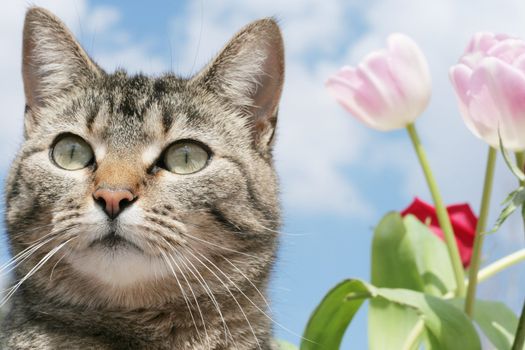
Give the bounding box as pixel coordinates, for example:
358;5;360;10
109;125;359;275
66;245;168;287
89;232;143;252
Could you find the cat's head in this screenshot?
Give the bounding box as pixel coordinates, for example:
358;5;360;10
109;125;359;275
5;7;284;308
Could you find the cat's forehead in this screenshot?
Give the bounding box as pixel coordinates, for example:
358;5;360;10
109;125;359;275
84;72;212;149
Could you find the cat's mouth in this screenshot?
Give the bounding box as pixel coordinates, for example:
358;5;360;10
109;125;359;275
89;231;143;253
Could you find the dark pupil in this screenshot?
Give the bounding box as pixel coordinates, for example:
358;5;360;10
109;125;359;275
183;146;189;164
69;144;78;160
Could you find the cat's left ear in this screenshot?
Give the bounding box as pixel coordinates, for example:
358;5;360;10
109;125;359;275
22;7;102;134
194;18;285;155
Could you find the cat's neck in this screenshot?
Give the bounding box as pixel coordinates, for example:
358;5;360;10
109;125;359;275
9;280;273;349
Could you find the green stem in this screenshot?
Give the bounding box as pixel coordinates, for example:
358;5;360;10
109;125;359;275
442;248;525;300
477;248;525;283
512;300;525;350
515;152;525;182
402;319;425;350
465;147;497;317
406;123;465;296
511;151;525;350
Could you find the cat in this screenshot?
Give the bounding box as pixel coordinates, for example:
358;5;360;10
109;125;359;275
0;6;284;350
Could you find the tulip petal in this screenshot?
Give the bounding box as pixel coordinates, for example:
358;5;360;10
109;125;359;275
357;51;407;130
469;57;525;150
487;38;525;65
465;32;500;54
449;64;484;140
514;54;525;72
336;66;362;88
326;68;389;130
449;64;472;107
461;32;510;68
446;204;477;266
325;72;373;127
387;33;431;123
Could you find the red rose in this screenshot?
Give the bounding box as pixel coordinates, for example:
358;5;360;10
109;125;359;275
401;197;477;268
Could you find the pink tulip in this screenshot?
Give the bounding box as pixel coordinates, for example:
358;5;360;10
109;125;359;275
326;33;431;131
450;32;525;150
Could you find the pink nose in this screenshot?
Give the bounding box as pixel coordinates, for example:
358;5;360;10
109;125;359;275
93;188;136;218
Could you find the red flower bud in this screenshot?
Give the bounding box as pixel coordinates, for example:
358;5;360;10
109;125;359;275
401;197;477;268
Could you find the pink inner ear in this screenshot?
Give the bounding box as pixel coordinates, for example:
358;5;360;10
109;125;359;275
250;45;284;147
252;48;283;118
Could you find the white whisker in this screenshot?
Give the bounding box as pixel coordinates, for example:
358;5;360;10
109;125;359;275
195;251;308;342
0;232;65;277
184;248;262;350
179;227;260;260
166;252;211;349
220;254;272;312
157;248;204;346
49;250;69;281
1;236;76;307
177;250;238;349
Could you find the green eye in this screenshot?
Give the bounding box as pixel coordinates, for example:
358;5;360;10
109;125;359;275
164;141;210;174
52;134;94;170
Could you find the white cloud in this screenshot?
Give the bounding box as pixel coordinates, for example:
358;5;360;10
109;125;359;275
84;5;121;33
94;45;167;74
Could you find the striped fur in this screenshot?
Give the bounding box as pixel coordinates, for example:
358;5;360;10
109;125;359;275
1;7;284;350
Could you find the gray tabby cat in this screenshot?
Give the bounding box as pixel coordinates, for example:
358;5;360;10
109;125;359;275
0;7;284;350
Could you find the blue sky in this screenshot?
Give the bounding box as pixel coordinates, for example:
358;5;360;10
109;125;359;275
1;0;525;348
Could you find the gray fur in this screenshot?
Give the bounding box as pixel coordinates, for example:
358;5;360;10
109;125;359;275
1;7;284;350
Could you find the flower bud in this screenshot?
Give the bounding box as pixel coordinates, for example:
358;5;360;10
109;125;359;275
450;32;525;150
326;33;431;131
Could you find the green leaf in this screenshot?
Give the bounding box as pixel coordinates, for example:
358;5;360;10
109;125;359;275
403;215;456;295
371;212;455;295
301;280;368;350
369;299;420;350
302;279;481;350
377;288;480;349
371;213;425;291
275;339;299;350
499;130;525;182
369;213;456;349
491;186;525;233
449;299;519;350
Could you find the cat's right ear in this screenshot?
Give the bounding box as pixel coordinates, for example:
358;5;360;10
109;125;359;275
22;7;102;135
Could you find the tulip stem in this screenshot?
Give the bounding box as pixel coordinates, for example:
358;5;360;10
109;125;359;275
464;147;497;317
402;319;424;350
406;123;465;296
515;152;525;180
442;248;525;299
513;300;525;350
477;248;525;283
512;151;525;350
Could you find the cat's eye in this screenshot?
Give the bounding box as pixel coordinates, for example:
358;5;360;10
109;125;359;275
51;134;94;170
163;141;210;175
